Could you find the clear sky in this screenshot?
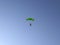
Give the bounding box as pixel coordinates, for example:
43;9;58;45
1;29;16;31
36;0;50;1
0;0;60;45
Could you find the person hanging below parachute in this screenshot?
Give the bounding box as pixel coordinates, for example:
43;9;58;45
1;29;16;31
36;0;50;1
26;18;34;26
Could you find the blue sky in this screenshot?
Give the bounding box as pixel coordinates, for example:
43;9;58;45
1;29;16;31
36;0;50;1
0;0;60;45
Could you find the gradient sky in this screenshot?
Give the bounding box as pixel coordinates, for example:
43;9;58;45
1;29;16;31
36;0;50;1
0;0;60;45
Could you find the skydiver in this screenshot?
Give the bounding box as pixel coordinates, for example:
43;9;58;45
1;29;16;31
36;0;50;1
30;23;32;26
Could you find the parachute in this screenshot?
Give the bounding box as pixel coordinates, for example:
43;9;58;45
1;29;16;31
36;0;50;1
26;18;34;26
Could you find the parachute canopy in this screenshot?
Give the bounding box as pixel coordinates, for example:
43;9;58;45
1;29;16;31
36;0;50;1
26;18;34;21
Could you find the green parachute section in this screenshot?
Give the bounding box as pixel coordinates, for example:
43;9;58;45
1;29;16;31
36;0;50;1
26;18;34;21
